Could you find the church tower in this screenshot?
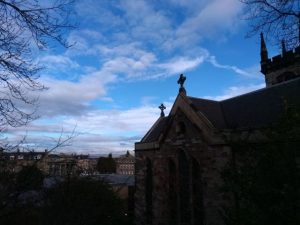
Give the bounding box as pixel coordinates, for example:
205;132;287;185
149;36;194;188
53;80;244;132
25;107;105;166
260;33;300;87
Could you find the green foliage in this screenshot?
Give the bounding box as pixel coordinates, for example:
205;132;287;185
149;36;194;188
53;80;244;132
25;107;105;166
221;105;300;225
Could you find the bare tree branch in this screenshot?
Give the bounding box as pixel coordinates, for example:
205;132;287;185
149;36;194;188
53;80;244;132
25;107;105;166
241;0;300;49
0;125;79;154
0;0;75;130
46;125;79;153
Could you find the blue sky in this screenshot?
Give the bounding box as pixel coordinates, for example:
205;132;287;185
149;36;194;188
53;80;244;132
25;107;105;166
7;0;280;154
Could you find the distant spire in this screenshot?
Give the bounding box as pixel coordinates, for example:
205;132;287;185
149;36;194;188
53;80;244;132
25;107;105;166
177;74;186;95
158;103;166;117
281;39;287;55
260;32;268;62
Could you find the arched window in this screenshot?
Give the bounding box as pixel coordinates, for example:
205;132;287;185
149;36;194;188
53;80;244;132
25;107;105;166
178;150;191;224
168;159;178;225
192;157;205;225
145;158;153;224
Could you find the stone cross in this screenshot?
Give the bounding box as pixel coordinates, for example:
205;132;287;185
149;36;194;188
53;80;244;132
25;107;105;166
159;103;166;117
177;74;186;87
177;74;186;94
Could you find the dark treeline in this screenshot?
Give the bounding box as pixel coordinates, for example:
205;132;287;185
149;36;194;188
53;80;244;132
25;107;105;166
0;165;132;225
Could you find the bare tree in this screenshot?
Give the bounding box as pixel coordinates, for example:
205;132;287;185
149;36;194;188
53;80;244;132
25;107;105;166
242;0;300;49
0;0;75;129
0;125;79;154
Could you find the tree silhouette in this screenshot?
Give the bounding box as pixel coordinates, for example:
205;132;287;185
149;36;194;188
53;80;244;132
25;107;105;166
242;0;300;49
97;153;116;174
0;0;75;130
0;176;132;225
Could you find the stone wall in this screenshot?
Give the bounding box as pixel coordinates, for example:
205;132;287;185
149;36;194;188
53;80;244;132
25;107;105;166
135;112;232;225
261;46;300;87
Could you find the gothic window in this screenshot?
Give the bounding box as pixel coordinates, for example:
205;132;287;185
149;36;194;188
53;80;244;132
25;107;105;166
145;158;153;224
178;150;191;224
192;157;205;225
168;159;178;225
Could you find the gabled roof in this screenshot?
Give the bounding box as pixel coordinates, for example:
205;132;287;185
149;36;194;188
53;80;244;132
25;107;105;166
189;77;300;129
221;77;300;129
141;116;171;143
138;77;300;143
188;97;226;129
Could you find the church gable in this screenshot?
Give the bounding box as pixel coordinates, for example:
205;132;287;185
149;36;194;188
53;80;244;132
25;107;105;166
167;92;225;144
136;75;226;150
160;108;204;144
137;92;224;149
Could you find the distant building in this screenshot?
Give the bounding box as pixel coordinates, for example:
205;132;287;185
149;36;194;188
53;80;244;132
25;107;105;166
76;154;97;175
0;151;97;177
47;154;77;177
116;151;135;175
0;150;48;173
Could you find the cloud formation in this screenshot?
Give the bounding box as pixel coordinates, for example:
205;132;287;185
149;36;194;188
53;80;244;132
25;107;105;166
4;0;264;154
7;101;173;153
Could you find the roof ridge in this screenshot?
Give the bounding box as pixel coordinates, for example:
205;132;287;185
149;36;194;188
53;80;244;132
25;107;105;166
222;77;300;102
187;96;219;103
140;116;169;142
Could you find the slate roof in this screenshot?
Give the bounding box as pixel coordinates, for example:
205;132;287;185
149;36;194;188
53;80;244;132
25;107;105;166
191;77;300;129
188;97;226;128
140;77;300;143
221;79;300;129
141;116;171;143
94;174;135;186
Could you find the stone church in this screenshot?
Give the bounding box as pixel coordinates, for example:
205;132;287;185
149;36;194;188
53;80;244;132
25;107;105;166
134;34;300;225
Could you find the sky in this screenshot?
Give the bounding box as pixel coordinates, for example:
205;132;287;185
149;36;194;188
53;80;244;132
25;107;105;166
5;0;280;155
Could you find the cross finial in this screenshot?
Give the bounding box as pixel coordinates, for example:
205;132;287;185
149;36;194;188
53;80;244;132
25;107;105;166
159;103;166;117
177;74;186;94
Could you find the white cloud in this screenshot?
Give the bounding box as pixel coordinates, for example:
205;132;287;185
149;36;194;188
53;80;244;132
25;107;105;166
33;45;258;120
162;0;244;50
59;0;249;82
159;56;205;75
177;0;243;36
121;1;172;43
6;100;173;153
3;0;256;155
94;44;205;80
203;83;265;101
208;56;253;77
39;55;79;70
74;0;244;54
34;69;117;117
